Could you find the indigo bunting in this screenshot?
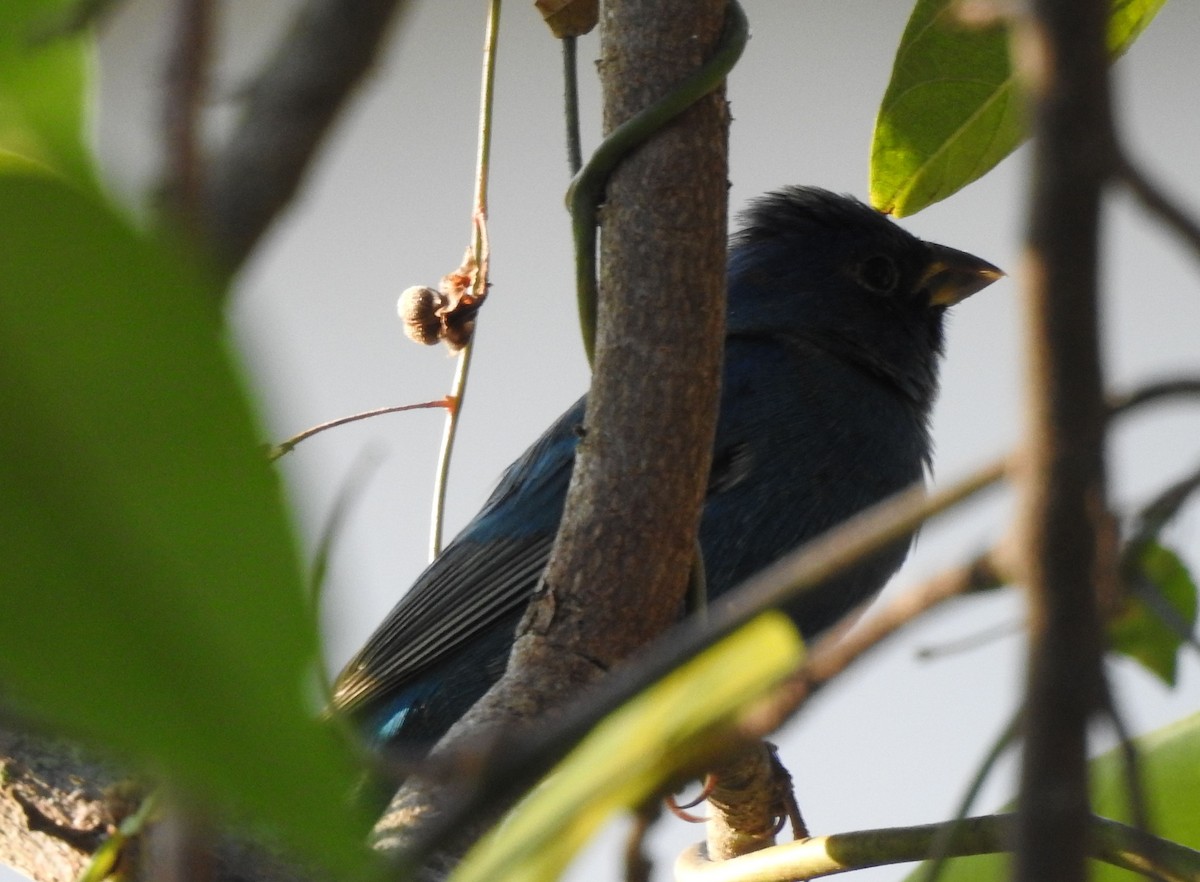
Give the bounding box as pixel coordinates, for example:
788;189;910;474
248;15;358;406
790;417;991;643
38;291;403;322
333;187;1001;748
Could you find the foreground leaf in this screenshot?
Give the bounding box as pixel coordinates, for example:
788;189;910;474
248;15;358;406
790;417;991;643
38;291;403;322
870;0;1167;216
452;612;805;882
0;172;369;875
0;0;95;185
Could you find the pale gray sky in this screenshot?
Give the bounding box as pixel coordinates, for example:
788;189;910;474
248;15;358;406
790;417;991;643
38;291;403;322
13;3;1197;881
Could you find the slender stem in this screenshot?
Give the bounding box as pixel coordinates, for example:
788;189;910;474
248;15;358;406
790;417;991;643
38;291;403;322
675;814;1200;882
201;0;410;273
266;399;449;461
563;35;583;176
1114;150;1200;263
428;0;501;561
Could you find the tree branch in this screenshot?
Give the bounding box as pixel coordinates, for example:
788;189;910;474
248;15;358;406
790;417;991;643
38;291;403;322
675;813;1200;882
370;0;731;870
0;726;313;882
7;372;1196;881
200;0;412;272
1012;1;1115;880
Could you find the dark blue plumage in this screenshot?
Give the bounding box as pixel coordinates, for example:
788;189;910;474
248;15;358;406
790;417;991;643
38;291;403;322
332;187;1001;748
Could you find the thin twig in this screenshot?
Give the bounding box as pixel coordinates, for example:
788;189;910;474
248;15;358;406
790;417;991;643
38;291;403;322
1118;461;1200;651
1113;150;1200;264
675;813;1200;882
309;447;386;638
744;547;1006;737
201;0;411;272
1126;461;1200;548
1099;682;1153;835
427;0;500;561
266;399;449;461
915;618;1022;660
1109;377;1200;415
921;707;1023;882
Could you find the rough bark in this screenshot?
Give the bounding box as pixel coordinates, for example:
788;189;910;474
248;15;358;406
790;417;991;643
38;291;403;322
372;0;731;868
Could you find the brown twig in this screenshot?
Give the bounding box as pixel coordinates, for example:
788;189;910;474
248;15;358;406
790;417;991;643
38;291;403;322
1113;150;1200;264
266;398;450;461
1012;2;1115;880
741;548;1006;740
162;0;213;230
201;0;412;272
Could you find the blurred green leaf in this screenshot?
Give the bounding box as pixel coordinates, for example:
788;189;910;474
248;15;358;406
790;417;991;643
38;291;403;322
451;612;805;882
0;0;95;186
870;0;1167;216
1110;542;1198;685
1089;712;1200;882
906;713;1200;882
0;172;370;875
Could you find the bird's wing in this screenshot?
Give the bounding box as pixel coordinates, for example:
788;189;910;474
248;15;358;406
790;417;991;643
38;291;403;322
331;397;585;715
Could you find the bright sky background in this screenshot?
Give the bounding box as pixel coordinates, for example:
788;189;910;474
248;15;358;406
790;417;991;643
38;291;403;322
11;3;1196;882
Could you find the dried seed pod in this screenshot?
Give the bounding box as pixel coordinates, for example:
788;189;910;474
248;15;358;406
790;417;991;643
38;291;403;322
398;285;447;346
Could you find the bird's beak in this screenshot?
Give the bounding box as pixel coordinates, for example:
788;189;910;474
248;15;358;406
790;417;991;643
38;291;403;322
920;242;1005;307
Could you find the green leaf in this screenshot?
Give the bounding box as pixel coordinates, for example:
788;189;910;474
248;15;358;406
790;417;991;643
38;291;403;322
0;0;95;186
1110;542;1198;685
0;172;370;875
451;612;806;882
870;0;1168;216
906;712;1200;882
1089;712;1200;882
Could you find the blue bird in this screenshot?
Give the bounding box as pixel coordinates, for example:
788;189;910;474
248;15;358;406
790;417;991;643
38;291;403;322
332;187;1001;749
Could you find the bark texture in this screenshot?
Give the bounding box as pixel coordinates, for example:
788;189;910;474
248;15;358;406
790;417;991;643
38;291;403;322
373;0;731;868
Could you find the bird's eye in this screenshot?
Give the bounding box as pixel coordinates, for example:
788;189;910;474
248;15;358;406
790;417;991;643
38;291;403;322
857;255;900;295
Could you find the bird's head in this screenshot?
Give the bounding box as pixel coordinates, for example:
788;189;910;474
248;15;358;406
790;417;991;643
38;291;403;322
726;186;1002;412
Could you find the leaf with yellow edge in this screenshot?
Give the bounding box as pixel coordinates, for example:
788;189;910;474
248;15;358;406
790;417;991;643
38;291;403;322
451;612;805;882
870;0;1167;216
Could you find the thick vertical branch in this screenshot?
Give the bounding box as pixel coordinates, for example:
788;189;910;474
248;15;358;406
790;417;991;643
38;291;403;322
548;0;728;676
1014;1;1115;880
372;0;730;868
